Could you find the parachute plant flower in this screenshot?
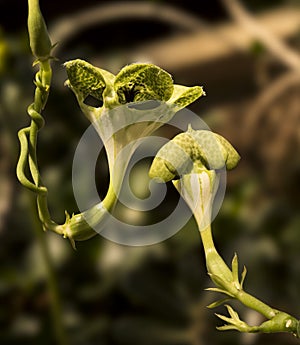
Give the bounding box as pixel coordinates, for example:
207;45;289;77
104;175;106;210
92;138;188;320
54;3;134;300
64;60;204;173
61;60;204;244
149;125;239;227
149;126;240;285
149;127;300;337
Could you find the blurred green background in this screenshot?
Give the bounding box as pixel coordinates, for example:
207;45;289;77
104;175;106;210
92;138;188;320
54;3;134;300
1;0;300;344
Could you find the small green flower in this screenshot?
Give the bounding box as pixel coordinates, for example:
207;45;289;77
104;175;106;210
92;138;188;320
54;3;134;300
64;60;205;182
149;126;241;290
149;125;240;183
62;60;205;242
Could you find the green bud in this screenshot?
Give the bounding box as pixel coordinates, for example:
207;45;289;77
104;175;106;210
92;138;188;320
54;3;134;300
28;0;52;60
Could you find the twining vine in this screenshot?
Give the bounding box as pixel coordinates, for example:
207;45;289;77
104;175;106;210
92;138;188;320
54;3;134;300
16;0;300;339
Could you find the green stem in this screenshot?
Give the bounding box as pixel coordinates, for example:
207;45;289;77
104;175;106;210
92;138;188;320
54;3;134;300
22;60;68;345
235;290;276;320
200;225;277;319
28;195;68;345
28;61;58;231
200;225;234;286
200;224;300;337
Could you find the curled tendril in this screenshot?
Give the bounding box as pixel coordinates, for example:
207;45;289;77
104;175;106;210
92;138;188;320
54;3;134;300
16;65;49;195
17;104;46;194
16;60;61;234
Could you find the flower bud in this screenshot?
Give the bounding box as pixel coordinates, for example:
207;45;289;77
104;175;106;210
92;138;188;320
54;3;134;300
27;0;52;60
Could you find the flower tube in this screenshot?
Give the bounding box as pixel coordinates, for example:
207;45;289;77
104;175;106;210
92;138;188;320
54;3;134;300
60;60;205;245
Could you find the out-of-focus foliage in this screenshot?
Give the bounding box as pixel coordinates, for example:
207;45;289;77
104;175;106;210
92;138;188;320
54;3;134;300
1;0;300;344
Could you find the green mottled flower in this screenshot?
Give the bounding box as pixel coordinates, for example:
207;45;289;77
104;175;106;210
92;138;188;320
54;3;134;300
149;125;240;229
64;60;205;188
149;125;240;182
114;63;174;104
61;60;205;243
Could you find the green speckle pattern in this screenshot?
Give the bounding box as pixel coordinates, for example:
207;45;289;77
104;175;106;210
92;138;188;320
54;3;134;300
114;63;174;104
149;133;194;181
149;126;240;182
214;133;241;170
64;59;205;112
173;86;204;108
189;128;227;170
64;59;106;101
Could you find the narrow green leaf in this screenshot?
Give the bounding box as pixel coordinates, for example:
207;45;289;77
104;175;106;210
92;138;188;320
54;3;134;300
216;325;239;331
208;273;234;297
215;313;233;324
241;265;247;288
207;298;232;309
225;304;239;320
231;253;239;283
205;287;230;294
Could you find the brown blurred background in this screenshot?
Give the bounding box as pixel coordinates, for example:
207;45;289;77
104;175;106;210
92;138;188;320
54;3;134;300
1;0;300;344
